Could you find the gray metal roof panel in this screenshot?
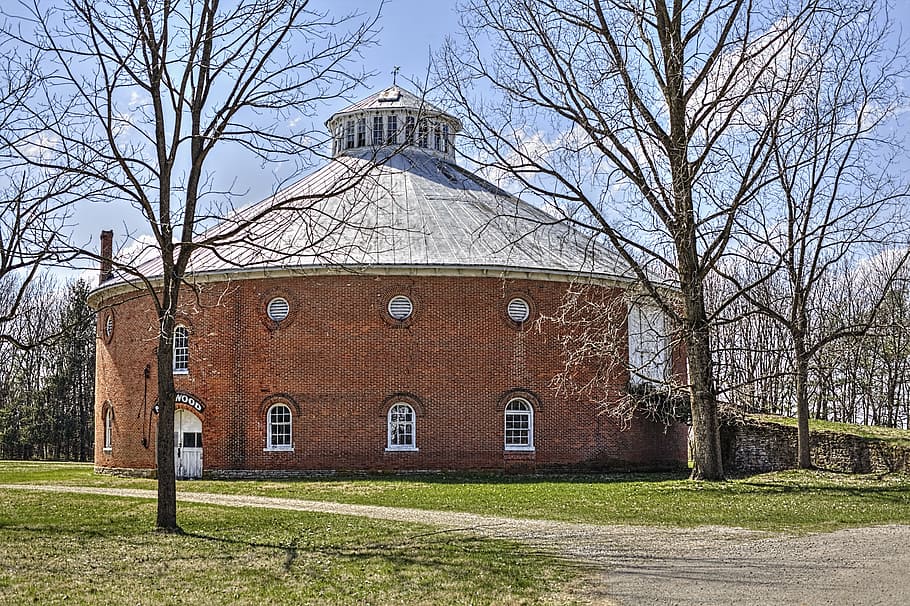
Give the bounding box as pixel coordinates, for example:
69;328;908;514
104;148;632;286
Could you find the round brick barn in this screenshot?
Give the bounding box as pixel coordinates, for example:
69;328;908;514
89;86;688;478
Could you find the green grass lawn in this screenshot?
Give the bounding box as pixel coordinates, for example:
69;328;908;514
2;461;909;532
0;488;578;605
753;414;910;448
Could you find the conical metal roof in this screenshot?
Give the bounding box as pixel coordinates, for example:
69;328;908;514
106;147;631;288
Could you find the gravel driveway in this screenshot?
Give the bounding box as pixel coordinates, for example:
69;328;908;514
3;484;908;605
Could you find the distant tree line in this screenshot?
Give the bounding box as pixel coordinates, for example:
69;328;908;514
0;277;95;460
711;257;910;430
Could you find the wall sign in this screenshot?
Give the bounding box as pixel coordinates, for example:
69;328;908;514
153;392;206;415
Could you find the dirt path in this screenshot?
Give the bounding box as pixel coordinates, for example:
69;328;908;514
3;483;908;605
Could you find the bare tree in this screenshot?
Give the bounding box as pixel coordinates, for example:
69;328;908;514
3;0;380;531
0;46;73;348
719;1;909;467
439;0;868;479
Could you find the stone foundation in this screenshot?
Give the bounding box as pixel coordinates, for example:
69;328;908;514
94;465;157;478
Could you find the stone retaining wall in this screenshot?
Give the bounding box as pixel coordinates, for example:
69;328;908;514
720;420;909;475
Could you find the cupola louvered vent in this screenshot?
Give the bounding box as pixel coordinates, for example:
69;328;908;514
267;297;290;322
507;298;530;323
388;295;413;320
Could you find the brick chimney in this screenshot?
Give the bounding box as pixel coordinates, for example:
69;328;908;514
99;230;113;283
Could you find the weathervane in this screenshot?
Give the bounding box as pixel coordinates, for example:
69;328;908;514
392;66;400;86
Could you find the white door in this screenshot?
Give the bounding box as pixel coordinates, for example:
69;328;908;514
174;409;203;479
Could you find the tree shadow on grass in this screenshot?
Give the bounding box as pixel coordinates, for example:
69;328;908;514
179;525;587;581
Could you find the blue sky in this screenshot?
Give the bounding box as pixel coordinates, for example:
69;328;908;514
67;0;910;277
70;0;461;272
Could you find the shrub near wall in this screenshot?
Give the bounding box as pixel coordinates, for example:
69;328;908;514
720;419;910;475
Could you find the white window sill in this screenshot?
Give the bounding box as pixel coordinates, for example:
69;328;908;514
504;446;535;452
102;448;112;453
264;447;294;453
385;446;419;452
173;369;189;375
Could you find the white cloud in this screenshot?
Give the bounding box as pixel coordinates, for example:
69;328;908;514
19;131;60;162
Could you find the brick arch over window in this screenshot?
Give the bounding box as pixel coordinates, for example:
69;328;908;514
496;388;542;411
379;392;426;418
169;313;196;333
257;394;301;419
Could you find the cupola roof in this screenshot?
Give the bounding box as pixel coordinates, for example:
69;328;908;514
327;85;458;127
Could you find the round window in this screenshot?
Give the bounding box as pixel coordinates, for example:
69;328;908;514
105;314;114;338
388;295;413;321
267;297;290;322
507;297;530;323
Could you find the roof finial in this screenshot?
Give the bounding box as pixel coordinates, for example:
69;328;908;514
392;66;400;86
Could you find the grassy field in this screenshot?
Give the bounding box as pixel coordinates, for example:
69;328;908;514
2;461;909;532
753;414;910;448
0;487;579;605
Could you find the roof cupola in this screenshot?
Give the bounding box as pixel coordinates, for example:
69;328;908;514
326;85;461;162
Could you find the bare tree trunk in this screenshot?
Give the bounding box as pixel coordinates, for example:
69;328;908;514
794;336;812;469
681;237;723;479
155;310;178;532
688;320;724;479
6;0;380;530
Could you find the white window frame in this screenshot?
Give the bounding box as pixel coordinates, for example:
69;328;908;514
356;117;367;147
103;407;113;451
405;115;415;144
417;119;429;148
504;398;534;451
386;114;398;145
265;403;293;451
372;115;384;145
386;403;417;451
173;325;189;374
434;123;442;151
628;302;669;385
344;120;354;149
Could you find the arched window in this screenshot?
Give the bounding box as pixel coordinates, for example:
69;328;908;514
103;407;113;450
504;398;534;450
173;325;189;373
387;403;416;451
266;404;293;451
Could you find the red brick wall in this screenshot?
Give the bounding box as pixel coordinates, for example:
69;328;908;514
94;274;688;474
